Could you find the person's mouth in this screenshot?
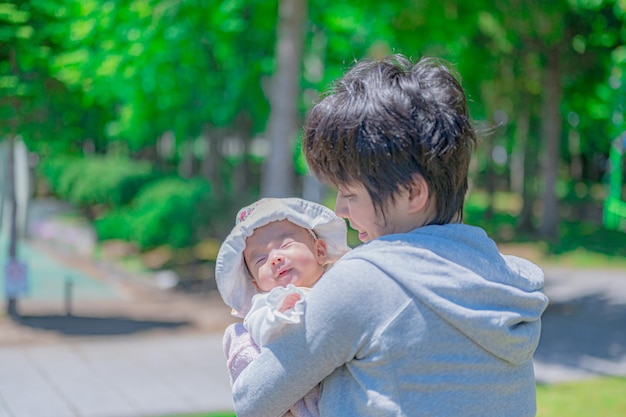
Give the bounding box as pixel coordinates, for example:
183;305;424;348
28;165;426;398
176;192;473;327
277;268;291;278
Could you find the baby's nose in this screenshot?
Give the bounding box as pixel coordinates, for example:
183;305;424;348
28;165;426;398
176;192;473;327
271;254;284;266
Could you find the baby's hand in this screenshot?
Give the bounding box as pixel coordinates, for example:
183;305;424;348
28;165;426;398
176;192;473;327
279;293;301;313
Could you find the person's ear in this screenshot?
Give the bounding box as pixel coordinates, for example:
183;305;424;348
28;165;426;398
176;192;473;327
245;259;261;289
407;174;430;214
315;239;328;264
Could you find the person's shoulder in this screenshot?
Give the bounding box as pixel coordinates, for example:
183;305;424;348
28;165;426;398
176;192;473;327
335;226;478;268
342;239;390;256
325;241;400;277
333;242;382;265
339;235;421;261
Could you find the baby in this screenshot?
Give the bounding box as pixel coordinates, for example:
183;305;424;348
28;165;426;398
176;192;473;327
215;197;350;417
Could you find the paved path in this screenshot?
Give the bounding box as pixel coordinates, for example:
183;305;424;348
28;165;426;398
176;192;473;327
533;266;626;384
1;231;625;416
0;230;238;417
0;334;234;417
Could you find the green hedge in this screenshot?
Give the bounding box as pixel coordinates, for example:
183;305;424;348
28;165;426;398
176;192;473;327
39;155;216;251
95;177;214;250
40;155;160;209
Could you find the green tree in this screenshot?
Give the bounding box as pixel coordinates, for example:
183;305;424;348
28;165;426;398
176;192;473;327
261;0;307;198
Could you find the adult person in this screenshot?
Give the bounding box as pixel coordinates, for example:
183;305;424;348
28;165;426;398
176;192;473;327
231;54;549;417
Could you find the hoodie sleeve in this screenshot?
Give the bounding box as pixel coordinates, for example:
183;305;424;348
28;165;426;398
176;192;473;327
224;322;321;417
231;258;404;417
233;226;549;417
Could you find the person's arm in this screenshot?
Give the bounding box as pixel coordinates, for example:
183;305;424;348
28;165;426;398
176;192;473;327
288;385;320;417
224;323;319;417
232;259;379;417
280;292;302;312
222;322;260;385
244;285;308;347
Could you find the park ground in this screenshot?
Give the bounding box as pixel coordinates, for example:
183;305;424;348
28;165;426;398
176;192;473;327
1;198;625;417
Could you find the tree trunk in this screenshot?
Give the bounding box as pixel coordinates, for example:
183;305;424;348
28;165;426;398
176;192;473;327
6;136;19;316
568;128;582;182
200;125;225;198
6;47;20;316
485;129;496;220
511;101;528;196
515;98;535;232
302;174;324;203
178;139;195;179
261;0;307;198
233;114;253;199
538;48;562;239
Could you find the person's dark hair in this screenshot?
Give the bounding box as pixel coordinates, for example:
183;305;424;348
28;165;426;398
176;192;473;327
303;54;477;225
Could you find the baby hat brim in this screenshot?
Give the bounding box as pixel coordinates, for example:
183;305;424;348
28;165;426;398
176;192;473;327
215;198;351;318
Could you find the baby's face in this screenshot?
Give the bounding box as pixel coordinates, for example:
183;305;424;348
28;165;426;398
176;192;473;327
243;220;327;292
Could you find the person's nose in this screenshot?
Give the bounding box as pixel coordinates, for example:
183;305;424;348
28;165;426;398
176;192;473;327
335;193;348;219
270;252;284;267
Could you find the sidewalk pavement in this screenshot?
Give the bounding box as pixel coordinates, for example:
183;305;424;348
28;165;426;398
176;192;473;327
1;237;626;417
0;333;234;417
533;266;626;384
0;289;239;417
0;231;239;417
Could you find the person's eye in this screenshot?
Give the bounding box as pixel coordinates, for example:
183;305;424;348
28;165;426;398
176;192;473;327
254;256;267;267
281;239;295;249
340;192;354;200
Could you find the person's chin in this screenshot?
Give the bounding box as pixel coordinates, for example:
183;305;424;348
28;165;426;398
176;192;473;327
358;231;371;242
279;272;297;286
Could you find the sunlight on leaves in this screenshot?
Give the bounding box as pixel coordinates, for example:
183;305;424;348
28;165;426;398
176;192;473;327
0;3;29;23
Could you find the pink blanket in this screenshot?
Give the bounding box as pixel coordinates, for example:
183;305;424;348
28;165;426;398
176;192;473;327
222;322;320;417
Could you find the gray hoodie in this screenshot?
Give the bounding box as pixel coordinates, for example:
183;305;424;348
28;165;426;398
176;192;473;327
232;224;549;417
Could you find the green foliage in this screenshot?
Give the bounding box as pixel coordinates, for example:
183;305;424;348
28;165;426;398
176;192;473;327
55;158;88;200
68;158;158;208
39;155;160;209
0;0;113;153
465;190;626;269
3;0;626;245
95;176;214;250
93;209;134;242
38;154;77;189
38;0;278;152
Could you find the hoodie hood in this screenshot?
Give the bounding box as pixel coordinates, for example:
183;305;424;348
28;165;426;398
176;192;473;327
343;223;549;365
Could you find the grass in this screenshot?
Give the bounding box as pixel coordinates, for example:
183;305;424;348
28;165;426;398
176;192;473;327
159;377;626;417
536;377;626;417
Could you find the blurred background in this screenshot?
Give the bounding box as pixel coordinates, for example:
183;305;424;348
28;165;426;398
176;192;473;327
1;0;626;308
1;2;626;417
